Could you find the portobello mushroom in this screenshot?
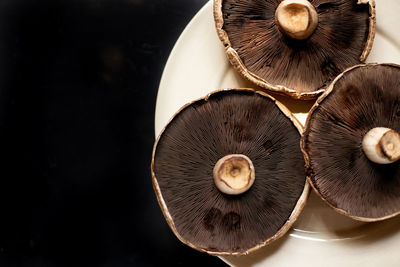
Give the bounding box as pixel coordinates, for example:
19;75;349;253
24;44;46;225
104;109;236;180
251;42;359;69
302;63;400;221
152;89;309;255
214;0;376;99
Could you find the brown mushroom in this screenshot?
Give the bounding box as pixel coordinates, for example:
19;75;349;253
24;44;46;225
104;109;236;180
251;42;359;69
302;63;400;222
151;89;309;255
214;0;376;99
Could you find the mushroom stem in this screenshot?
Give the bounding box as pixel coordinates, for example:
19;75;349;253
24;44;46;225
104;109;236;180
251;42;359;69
362;127;400;164
275;0;318;40
213;154;255;195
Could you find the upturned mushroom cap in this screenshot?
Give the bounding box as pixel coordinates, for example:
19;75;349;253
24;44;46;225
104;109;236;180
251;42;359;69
214;0;376;99
302;63;400;221
152;89;309;255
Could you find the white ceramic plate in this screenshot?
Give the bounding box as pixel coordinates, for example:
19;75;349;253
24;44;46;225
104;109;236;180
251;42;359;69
155;1;400;266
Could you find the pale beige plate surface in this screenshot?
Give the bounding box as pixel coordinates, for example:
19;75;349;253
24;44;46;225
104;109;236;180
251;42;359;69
155;1;400;266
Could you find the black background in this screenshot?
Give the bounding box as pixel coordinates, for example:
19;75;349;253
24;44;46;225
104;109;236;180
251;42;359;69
0;0;225;266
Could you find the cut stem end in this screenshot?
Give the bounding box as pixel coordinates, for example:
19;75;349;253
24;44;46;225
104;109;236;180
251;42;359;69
213;154;255;195
275;0;318;40
362;127;400;164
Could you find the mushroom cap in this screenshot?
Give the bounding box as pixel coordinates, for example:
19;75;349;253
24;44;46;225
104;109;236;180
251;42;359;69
151;89;309;255
302;63;400;221
214;0;376;99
